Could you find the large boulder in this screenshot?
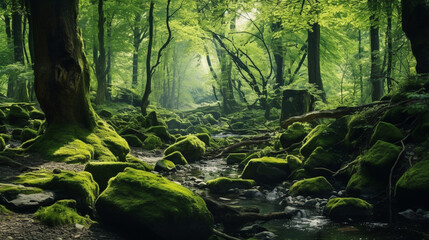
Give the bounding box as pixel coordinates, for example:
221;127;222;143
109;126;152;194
207;177;255;194
146;126;174;143
21;128;38;142
142;134;163;150
164;135;206;162
241;157;301;184
7;105;30;127
226;153;247;165
395;160;429;209
35;199;94;227
154;159;176;172
122;134;143;148
304;147;341;177
369;121;403;146
323;197;373;221
95;168;213;240
360;140;401;177
288;176;333;197
280;122;310;148
163;151;188;165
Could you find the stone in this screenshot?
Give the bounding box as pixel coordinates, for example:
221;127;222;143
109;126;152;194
206;177;255;194
289;176;333;197
369;121;403;146
323;197;373;221
395;160;429;209
164;135;206;162
154;159;176;172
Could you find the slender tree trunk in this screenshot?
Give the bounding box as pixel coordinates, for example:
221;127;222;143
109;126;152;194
141;1;154;116
386;7;393;92
358;30;364;103
106;17;113;101
95;0;106;105
131;14;142;89
369;0;384;101
402;0;429;74
307;23;326;102
271;21;284;91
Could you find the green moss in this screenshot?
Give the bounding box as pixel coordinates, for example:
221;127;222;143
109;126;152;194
369;121;403;145
164;135;206;162
7;105;30;126
14;170;99;213
146;126;174;143
226;153;247;165
21;128;38;142
291;169;310;180
122;134;143;148
98;109;112;119
238;152;262;169
323;197;373;221
95;168;213;240
285;155;303;171
304;147;341;177
125;155;154;171
381;106;409;125
395;160;429;209
411;112;429;142
241;157;291;184
288;176;333;197
0;183;44;199
154;159;176;172
142;134;163;150
84;161;149;191
280;122;311;148
0;204;12;215
119;128;148;142
28;122;130;163
0;133;10;143
207;177;255;194
361;140;401;177
35;200;94;227
195;133;211;146
346;167;384;196
300;125;336;157
163;151;188;165
0;136;5;151
29;110;45;120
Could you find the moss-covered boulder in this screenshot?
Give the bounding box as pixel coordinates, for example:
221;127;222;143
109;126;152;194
238;152;262;169
196;133;211;146
119;128;148;142
291;169;310;180
7;105;30;127
226;153;247;165
207;177;255;194
29;110;45;120
14;170;99;213
84;162;149;191
11;128;23;140
146;126;174;143
163;151;187;165
241;157;295;184
323;197;373;221
164;135;206;162
346;168;383;196
361;140;401;177
411;112;429;142
0;183;44;200
369;121;403;146
20;128;38;142
381;106;409;125
395;160;429;209
300;123;346;158
122;134;143;148
142;134;163;150
288;176;333;197
154;159;176;172
35;200;93;227
304;147;341;177
0;136;5;151
280;122;310;148
98;109;112;119
95;168;213;240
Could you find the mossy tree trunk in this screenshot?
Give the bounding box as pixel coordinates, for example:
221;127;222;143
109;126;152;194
95;0;107;105
369;0;384;101
402;0;429;74
307;23;326;102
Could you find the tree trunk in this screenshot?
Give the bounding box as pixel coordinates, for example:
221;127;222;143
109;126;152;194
95;0;106;105
402;0;429;74
386;9;393;92
307;23;326;102
369;0;384;101
271;21;284;91
106;17;113;101
358;30;364;103
141;1;154;116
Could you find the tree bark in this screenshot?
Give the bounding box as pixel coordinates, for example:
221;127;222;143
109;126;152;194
358;30;364;103
369;0;384;101
141;1;154;116
402;0;429;74
95;0;106;105
307;23;326;102
106;16;113;101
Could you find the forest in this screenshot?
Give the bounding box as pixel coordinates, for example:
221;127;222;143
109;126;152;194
0;0;428;239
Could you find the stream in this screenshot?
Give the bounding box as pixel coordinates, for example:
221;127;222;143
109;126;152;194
132;146;426;240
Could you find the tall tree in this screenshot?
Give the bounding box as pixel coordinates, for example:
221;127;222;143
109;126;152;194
307;22;326;102
131;13;147;89
369;0;383;101
95;0;107;105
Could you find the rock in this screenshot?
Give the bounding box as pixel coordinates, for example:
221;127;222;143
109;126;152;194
119;128;148;142
206;177;255;194
142;134;163;150
254;231;277;240
395;160;429;209
195;133;211;146
241;157;300;184
289;176;333;197
21;128;38;142
164;135;206;162
146;126;174;143
0;156;22;167
323;197;373;221
145;111;161;127
9;191;55;212
11;128;23;140
361;140;401;177
162;151;188;165
95;168;213;240
243;189;264;199
154;159;176;172
304;199;318;208
122;134;143;148
35;200;94;227
410;112;429;142
7;105;30;127
98;110;112;119
304;146;341;177
291;169;310;180
369;121;403;146
226;153;247;165
238;152;262;169
14;170;99;213
280;122;311;148
0;183;44;201
84;161;150;191
29;110;45;120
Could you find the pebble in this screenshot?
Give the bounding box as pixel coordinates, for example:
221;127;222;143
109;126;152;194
75;224;84;231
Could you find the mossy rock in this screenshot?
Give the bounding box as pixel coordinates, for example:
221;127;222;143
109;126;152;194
0;183;44;200
360;140;401;177
411;112;429;142
238;152;262;169
346;168;384;196
166;118;182;129
304;147;341;177
119;128;148;142
145;111;161;127
280;122;311;148
381;106;409;125
0;204;12;215
291;168;310;180
207;177;255;194
195;133;211;146
11;128;23;140
241;157;293;184
142;134;163;150
395;160;429;209
154;159;176;172
84;161;150;191
122;134;143;148
288;176;333;197
98;110;113;119
163;151;187;165
14;170;99;213
125;155;154;170
369;121;403;146
29;122;130;163
164;135;206;162
203;114;218;125
323;197;373;221
21;128;38;143
146;125;174;143
35;200;94;227
29;110;45;120
95;168;213;240
226;153;247;165
300;123;345;158
0;137;5;151
7;105;30;127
